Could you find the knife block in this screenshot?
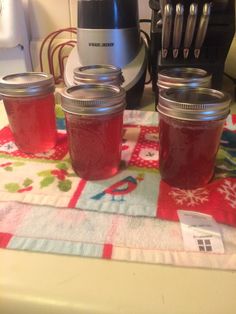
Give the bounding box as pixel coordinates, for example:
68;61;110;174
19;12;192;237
149;0;235;92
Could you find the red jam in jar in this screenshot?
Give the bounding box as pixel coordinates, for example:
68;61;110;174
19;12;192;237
158;88;231;189
0;72;57;154
61;84;126;180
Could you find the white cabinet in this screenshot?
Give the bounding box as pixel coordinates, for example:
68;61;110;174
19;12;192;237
0;0;32;76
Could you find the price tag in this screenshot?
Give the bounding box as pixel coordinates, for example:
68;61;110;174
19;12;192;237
177;210;224;253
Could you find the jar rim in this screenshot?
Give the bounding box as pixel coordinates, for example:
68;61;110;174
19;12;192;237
73;64;124;86
0;72;55;97
157;67;212;89
60;84;126;116
74;64;122;76
158;67;211;82
158;87;231;121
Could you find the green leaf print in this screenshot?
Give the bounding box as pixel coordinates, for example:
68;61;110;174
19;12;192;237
13;162;25;167
4;166;13;171
67;173;78;177
58;179;72;192
5;183;20;193
56;162;69;171
23;178;33;187
38;170;52;177
55;104;65;119
40;176;55;188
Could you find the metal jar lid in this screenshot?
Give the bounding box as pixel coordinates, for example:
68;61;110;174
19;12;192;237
60;84;126;116
0;72;55;97
158;67;212;90
158;88;231;121
73;64;124;86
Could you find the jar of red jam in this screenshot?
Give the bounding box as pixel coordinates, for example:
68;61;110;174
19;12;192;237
158;68;212;92
0;72;57;154
60;84;126;180
158;88;231;189
73;64;124;86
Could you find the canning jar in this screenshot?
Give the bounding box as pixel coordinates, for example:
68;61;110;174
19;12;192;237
73;64;124;86
60;84;126;180
0;72;57;154
157;68;212;93
158;88;231;189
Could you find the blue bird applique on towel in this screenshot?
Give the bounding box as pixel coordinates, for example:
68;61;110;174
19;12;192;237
91;174;144;202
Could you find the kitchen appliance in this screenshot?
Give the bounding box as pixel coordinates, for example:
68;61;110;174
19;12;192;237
64;0;147;109
0;0;32;76
149;0;235;92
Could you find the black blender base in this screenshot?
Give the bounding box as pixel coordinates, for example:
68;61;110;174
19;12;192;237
125;69;146;110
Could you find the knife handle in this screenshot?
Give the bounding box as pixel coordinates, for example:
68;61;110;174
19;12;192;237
159;0;168;17
172;3;184;58
183;3;198;58
162;3;173;58
194;3;211;58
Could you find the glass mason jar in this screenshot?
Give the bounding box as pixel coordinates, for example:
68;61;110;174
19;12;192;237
73;64;124;86
158;67;212;93
60;84;126;180
0;72;57;154
158;88;231;189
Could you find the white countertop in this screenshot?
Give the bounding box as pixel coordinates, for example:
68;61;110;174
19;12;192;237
1;88;236;314
1;249;236;314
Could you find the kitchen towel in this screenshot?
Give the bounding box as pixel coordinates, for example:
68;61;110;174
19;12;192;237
0;200;236;270
1;110;236;270
1;111;236;226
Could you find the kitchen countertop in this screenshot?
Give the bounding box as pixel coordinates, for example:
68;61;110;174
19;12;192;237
1;81;236;314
